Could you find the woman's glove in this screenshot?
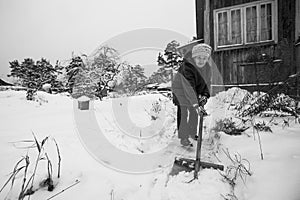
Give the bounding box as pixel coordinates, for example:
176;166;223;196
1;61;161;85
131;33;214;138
193;104;208;116
198;95;208;107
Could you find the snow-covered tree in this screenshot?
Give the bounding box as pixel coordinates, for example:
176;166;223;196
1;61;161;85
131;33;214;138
69;46;122;99
8;58;59;100
117;64;148;95
65;56;85;94
66;55;100;99
72;68;97;99
148;66;170;84
157;40;182;81
49;60;65;93
89;46;122;99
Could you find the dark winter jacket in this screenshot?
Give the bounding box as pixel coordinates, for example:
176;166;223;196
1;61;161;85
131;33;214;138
172;58;210;107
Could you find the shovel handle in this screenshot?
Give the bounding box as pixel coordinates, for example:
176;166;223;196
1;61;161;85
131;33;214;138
194;113;204;179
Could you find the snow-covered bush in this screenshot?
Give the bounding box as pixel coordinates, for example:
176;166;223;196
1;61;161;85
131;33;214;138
271;94;298;116
221;149;252;199
237;93;299;118
145;99;163;121
212;118;249;135
253;121;272;132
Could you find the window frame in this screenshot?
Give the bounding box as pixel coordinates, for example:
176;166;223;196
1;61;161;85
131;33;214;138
215;7;244;48
213;0;278;50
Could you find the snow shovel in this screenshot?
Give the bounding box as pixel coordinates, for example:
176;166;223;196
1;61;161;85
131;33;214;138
170;110;224;179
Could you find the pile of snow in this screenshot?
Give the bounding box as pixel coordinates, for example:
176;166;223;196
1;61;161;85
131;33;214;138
213;87;251;105
204;87;252;127
77;95;90;101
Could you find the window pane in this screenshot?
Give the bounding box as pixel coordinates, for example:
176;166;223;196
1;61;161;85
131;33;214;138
260;3;272;41
231;9;242;44
246;6;257;43
218;12;228;46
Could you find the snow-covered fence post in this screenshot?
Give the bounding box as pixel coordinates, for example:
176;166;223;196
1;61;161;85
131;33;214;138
256;129;264;160
250;117;256;141
251;117;264;160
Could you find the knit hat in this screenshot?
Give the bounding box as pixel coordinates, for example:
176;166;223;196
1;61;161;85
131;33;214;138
176;39;203;57
192;43;212;58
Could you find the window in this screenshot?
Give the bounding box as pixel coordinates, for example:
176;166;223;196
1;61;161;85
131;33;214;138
216;8;242;46
260;3;273;41
214;0;277;49
217;11;228;46
245;6;258;43
231;9;242;44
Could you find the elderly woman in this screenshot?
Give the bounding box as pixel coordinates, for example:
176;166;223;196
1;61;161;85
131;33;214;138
172;43;212;147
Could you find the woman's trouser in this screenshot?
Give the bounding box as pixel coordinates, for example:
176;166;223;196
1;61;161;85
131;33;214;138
177;105;198;139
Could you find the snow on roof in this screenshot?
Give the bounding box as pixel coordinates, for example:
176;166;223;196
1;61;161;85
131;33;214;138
158;81;171;88
146;83;159;88
42;83;51;90
77;95;90;101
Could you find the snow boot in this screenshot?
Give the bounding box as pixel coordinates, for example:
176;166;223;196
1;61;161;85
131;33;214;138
180;138;193;147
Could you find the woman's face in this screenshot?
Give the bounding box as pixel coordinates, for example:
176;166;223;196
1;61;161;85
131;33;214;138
193;55;209;68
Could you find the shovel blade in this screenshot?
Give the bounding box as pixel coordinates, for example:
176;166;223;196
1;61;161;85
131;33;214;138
169;157;195;176
169;157;224;176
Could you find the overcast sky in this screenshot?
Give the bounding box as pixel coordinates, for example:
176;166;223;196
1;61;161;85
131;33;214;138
0;0;196;79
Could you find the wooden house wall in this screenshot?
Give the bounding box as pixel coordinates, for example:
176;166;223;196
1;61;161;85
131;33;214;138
197;0;297;93
296;0;300;75
296;44;300;73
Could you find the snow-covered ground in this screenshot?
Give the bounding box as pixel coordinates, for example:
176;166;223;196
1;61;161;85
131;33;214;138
0;88;300;200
